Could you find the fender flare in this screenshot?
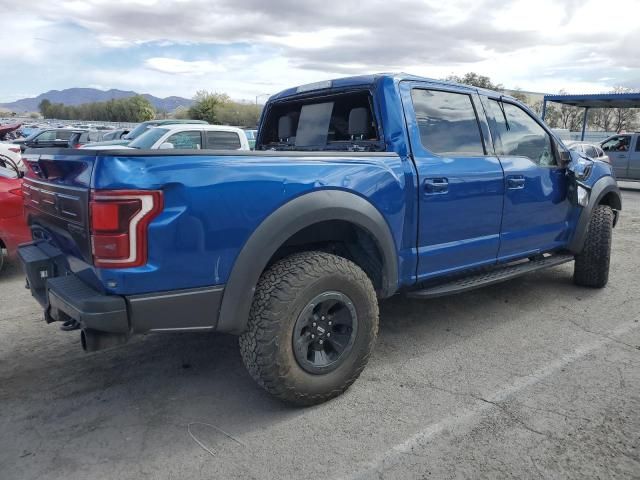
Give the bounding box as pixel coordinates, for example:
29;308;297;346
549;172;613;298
568;175;622;254
216;189;399;334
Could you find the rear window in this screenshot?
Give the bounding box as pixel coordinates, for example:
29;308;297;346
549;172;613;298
258;91;382;151
206;131;242;150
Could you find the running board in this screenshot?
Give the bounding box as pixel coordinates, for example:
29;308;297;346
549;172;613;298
406;254;575;300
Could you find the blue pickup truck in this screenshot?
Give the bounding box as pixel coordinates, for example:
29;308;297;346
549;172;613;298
18;74;621;405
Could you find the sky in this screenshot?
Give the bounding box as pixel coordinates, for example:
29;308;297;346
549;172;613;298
0;0;638;103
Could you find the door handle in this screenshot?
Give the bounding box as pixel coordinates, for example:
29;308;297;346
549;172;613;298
507;175;525;189
424;178;449;194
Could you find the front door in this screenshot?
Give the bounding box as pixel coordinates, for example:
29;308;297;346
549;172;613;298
601;134;631;178
400;83;504;281
628;136;640;180
483;98;572;260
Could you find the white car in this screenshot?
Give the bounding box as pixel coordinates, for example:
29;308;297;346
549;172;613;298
565;141;609;164
82;125;250;151
0;142;24;172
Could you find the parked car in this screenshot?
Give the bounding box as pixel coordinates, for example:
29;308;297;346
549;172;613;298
68;130;105;149
15;128;81;152
600;133;640;180
565;141;609;163
0;142;24;171
18;73;621;406
0;164;30;273
82;125;250;151
83;119;208;148
101;128;130;141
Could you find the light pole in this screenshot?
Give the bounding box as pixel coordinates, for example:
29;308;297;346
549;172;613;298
255;93;272;105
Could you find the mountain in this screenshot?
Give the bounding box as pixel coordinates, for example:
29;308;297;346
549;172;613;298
0;88;193;113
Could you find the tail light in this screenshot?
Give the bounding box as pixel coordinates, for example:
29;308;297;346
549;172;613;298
73;144;82;149
8;147;21;154
9;187;23;197
90;190;163;268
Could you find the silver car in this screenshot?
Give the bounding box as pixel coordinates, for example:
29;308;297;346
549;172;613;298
600;133;640;180
565;141;609;164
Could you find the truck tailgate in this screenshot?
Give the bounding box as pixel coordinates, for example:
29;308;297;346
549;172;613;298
22;151;95;265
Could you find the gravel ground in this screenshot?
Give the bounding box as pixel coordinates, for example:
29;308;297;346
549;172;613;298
1;190;639;480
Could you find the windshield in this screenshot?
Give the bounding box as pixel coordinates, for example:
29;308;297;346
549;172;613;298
128;127;169;149
123;123;155;140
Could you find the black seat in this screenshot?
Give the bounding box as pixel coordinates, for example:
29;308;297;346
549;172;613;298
348;108;369;140
278;116;294;143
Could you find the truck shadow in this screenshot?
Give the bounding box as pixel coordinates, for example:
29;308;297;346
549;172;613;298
2;264;601;467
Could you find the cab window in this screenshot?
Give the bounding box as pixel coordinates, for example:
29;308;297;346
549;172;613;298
36;131;56;142
487;100;556;166
602;135;630;152
206;131;242;150
411;89;485;156
165;131;202;149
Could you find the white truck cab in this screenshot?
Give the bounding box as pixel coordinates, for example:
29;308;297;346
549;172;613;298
82;124;250;151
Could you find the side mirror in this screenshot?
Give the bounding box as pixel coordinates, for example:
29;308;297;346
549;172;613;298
558;149;571;167
158;142;174;150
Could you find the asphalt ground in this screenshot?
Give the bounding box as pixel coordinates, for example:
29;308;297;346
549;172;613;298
1;190;639;480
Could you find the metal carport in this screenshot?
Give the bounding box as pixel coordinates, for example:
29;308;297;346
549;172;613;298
542;92;640;140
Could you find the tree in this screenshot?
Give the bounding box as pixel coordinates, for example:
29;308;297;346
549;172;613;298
188;91;231;124
128;95;155;122
38;99;51;117
589;87;639;133
445;72;502;90
509;88;528;103
34;95;155;122
173;105;190;119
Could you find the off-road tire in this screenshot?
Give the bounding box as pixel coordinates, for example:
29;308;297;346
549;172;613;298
574;205;614;288
239;251;379;406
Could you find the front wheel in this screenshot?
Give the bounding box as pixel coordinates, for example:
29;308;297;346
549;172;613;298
239;251;379;406
574;205;614;288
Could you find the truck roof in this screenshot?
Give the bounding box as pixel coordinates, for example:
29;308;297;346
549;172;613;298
269;72;508;102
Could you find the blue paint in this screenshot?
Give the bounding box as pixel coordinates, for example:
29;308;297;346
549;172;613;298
25;73;617;298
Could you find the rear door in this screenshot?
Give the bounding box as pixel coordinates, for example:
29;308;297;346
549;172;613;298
400;82;504;280
601;135;631;178
484;98;572;260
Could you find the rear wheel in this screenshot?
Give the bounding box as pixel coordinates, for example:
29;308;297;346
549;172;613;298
239;251;379;406
574;205;614;288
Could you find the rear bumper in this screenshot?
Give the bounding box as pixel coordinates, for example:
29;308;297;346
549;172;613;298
18;242;223;337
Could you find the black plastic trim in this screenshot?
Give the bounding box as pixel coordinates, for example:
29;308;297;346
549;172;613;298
568;176;622;253
216;189;399;334
26;148;398;158
126;286;224;333
19;242;224;335
47;275;128;333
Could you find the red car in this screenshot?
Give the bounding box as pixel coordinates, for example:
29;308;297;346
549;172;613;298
0;162;31;272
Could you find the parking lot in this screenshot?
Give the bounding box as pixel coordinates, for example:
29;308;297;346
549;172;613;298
0;188;638;479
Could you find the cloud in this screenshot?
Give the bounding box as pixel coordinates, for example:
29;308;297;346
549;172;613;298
0;0;638;102
144;57;226;75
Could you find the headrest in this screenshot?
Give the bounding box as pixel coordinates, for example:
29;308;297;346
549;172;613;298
348;107;369;136
278;116;294;139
